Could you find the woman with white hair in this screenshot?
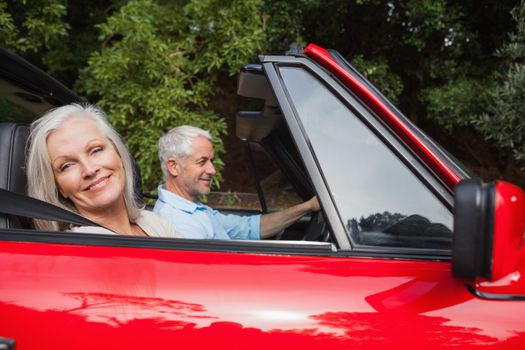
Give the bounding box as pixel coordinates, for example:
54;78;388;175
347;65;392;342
26;103;182;237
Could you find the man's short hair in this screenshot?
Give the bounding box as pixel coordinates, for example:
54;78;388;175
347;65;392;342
158;125;213;179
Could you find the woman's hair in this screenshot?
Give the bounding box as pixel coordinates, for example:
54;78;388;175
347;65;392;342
158;125;213;180
27;103;142;231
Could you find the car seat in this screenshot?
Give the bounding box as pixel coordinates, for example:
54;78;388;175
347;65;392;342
0;122;31;229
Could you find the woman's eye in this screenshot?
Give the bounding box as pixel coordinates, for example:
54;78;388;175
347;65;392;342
59;163;73;172
91;146;103;155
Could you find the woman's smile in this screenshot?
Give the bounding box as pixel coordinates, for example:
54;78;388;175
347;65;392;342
84;175;112;192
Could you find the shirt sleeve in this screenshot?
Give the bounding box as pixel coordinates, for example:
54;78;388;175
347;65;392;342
210;209;261;240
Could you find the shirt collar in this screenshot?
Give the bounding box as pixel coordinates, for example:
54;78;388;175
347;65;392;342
157;185;205;214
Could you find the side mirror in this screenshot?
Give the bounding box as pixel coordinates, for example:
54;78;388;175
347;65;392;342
237;64;277;106
236;64;281;142
453;179;525;281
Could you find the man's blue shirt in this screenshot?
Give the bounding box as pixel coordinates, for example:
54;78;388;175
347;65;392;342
153;185;260;240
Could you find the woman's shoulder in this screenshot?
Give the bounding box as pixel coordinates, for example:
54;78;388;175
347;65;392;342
136;210;183;238
69;226;117;235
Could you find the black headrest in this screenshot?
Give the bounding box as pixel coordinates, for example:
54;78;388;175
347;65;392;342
0;123;30;228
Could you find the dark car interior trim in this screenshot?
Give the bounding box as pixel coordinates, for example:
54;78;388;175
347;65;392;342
0;227;452;261
0;47;80;108
0;337;15;350
0;228;338;256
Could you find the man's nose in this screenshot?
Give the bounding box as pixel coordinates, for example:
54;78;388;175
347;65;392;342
206;161;216;175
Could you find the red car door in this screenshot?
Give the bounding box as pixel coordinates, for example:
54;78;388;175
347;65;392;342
1;235;523;349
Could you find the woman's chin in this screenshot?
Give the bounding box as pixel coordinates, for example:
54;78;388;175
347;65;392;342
77;193;126;217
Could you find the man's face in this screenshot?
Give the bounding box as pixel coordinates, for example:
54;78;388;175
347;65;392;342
168;135;216;201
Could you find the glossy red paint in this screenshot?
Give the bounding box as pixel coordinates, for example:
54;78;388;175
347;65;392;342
475;181;525;295
304;43;461;189
493;181;525;278
1;241;525;349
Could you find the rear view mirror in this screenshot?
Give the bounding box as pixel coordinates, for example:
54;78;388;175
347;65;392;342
237;64;277;105
453;179;525;281
236;64;281;142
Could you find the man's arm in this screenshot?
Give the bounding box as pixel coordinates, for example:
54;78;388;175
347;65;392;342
259;196;320;239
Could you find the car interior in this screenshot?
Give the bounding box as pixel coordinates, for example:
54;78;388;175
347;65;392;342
0;116;333;245
235;64;333;243
0;122;31;229
0;63;334;246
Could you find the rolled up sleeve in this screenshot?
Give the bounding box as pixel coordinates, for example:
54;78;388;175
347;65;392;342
211;210;261;240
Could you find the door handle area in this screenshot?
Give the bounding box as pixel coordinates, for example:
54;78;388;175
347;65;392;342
0;337;15;350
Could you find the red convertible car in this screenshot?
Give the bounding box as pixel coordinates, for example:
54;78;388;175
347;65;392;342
0;43;524;349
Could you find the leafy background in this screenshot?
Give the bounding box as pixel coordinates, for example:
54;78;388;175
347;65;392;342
1;0;524;191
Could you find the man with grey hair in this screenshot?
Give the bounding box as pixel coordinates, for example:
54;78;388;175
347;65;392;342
153;125;320;240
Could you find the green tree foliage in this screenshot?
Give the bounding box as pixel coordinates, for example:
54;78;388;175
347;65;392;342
261;0;405;104
260;0;309;52
0;0;69;53
0;0;113;85
0;2;18;48
78;0;264;189
263;0;516;122
350;55;403;104
423;76;495;131
475;0;525;166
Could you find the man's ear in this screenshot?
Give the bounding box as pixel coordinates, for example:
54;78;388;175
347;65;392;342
167;158;179;177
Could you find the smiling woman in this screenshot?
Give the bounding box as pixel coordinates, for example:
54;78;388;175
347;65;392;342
25;103;182;238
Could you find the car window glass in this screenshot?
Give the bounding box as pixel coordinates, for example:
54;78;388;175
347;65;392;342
279;66;452;249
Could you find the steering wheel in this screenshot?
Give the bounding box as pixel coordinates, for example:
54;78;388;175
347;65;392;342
302;211;330;242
